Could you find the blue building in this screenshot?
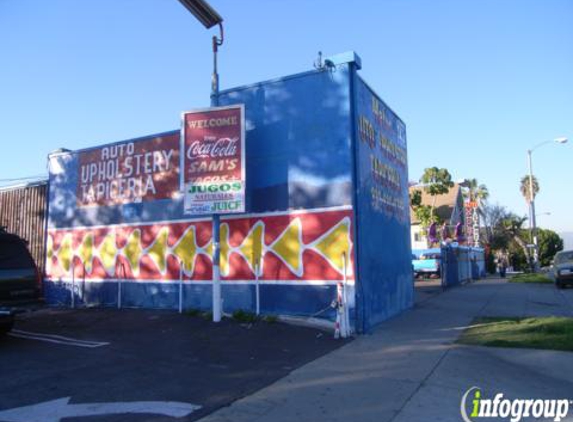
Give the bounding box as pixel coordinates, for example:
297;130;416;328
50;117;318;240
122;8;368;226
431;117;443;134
45;52;413;333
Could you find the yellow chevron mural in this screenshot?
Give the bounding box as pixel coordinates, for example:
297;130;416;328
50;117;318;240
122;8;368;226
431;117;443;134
47;210;354;281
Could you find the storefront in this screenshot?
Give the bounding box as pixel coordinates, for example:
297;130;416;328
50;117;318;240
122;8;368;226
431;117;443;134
45;52;413;333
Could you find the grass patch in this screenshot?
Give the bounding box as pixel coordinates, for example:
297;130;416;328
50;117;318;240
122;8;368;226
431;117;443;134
458;317;573;352
509;273;552;284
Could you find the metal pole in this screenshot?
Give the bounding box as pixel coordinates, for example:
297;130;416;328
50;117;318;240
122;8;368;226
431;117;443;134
211;26;223;323
71;261;75;309
117;263;123;310
255;263;260;316
179;265;184;314
82;261;86;304
212;215;222;322
467;248;471;282
527;150;538;271
342;252;350;336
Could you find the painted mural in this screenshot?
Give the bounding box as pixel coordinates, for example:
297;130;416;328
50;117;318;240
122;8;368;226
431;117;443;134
77;134;180;207
46;207;354;284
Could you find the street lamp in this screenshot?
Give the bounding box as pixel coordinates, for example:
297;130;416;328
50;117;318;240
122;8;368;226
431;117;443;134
177;0;222;29
177;0;224;98
527;137;568;271
177;0;225;322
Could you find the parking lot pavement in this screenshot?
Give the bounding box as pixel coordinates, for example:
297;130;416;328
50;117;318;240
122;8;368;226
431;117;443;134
0;308;348;422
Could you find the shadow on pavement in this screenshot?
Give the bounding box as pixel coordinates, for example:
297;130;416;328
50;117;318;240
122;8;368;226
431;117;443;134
0;308;350;421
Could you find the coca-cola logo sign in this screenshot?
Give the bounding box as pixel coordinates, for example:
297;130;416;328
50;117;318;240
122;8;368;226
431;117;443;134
186;137;239;159
182;105;245;215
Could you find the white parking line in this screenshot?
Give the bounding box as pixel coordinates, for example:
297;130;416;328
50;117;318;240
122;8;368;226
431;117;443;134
8;329;109;348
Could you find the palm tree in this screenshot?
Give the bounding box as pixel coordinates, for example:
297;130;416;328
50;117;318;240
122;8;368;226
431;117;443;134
520;175;539;204
462;178;489;216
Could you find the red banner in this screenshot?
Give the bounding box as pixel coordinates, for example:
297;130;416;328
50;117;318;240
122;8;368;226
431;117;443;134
77;134;180;207
46;208;354;283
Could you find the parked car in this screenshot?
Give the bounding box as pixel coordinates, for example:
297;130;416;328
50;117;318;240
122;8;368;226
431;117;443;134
553;250;573;289
413;249;442;279
0;227;42;334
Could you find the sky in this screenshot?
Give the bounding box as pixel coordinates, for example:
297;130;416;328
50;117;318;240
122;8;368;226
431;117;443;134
1;0;572;236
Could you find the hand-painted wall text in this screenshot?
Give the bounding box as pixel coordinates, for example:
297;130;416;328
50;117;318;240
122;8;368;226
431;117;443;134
358;95;408;222
77;135;179;207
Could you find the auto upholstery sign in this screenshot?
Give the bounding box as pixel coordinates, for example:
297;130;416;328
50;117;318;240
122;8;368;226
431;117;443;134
77;134;180;207
182;105;245;215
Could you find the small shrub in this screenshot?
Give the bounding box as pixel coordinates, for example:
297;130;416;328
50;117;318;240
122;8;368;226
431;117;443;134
185;308;201;317
232;309;259;323
263;315;278;323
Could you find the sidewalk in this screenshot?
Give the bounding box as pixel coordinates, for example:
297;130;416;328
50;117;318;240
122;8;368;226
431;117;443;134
198;279;573;422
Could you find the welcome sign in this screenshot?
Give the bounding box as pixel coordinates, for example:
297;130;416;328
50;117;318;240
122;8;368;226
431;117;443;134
181;105;245;215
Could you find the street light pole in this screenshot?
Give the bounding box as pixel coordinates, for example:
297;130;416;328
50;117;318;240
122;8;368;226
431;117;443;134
210;23;223;323
526;137;568;272
526;149;538;271
178;0;224;322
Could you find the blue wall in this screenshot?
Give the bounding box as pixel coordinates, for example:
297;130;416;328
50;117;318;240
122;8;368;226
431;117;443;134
48;68;353;228
44;281;337;318
216;68;353;213
351;72;413;332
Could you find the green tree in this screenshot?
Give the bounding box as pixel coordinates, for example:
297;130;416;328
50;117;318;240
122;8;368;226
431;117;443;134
409;189;434;236
482;203;506;245
520;175;539;204
420;167;454;221
501;214;530;262
537;229;564;267
486;209;531;270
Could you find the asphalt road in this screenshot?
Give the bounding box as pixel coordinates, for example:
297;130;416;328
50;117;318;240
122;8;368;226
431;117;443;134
0;308;348;422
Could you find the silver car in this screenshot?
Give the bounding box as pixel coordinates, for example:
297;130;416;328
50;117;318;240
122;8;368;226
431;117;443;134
553;250;573;289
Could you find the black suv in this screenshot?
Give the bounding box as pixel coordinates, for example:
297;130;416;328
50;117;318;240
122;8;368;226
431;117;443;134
0;227;42;334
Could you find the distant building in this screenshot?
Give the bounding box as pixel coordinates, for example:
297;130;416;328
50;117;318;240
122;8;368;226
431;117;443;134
0;180;49;276
410;183;465;250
